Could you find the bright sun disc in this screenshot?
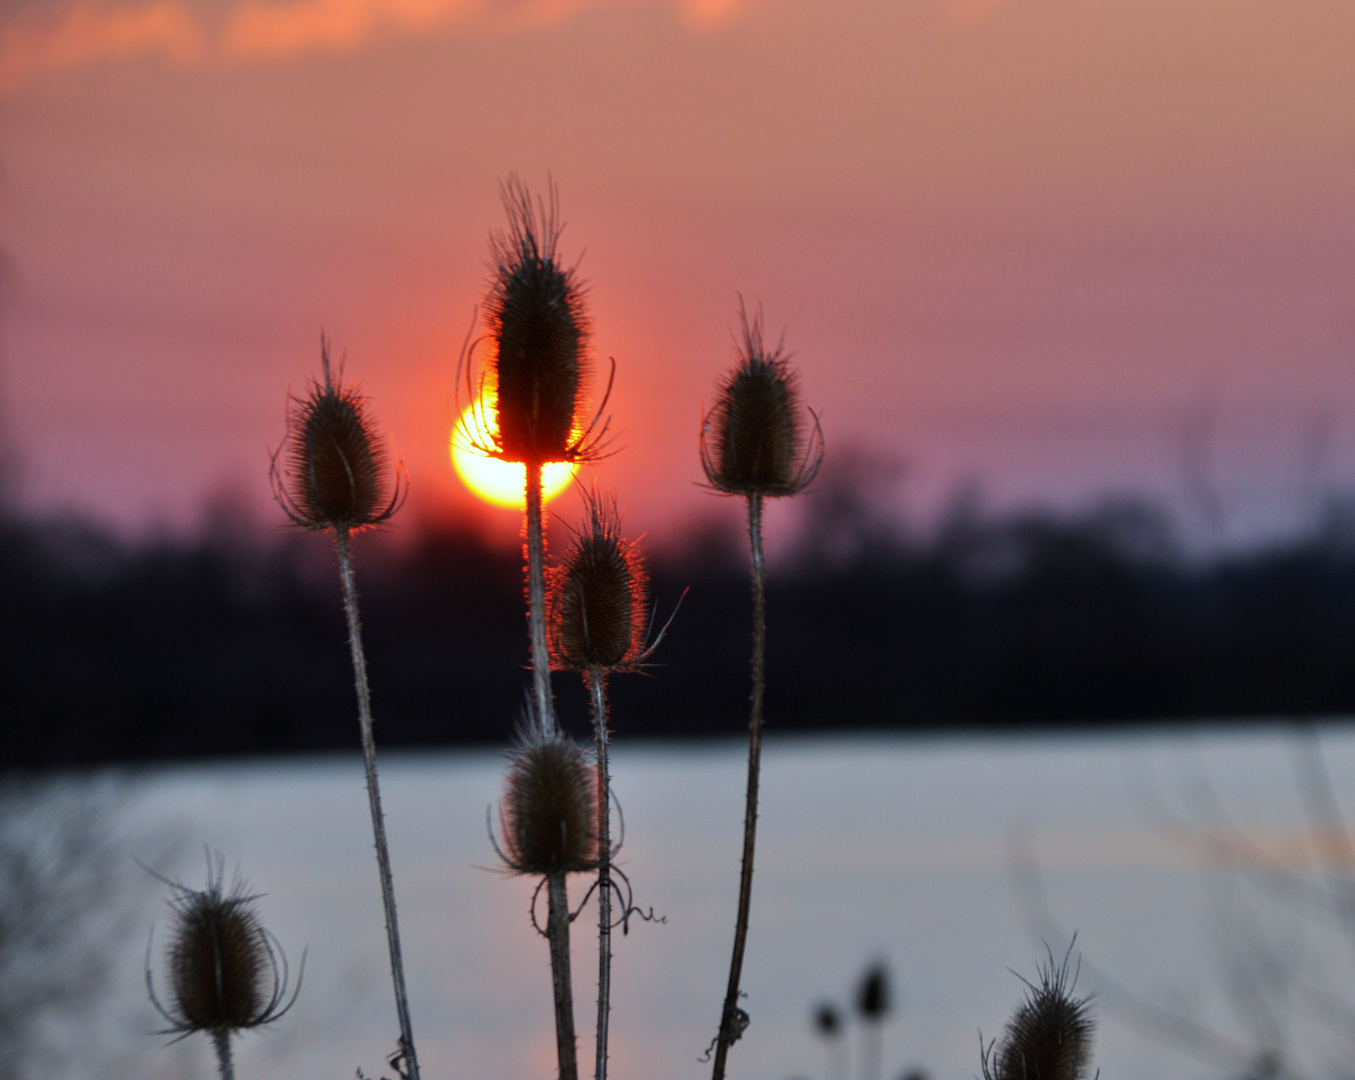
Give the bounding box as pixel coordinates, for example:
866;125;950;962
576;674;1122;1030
450;394;578;509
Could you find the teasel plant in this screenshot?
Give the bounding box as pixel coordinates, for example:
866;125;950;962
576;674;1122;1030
269;339;420;1080
145;853;302;1080
547;486;677;1080
456;176;615;735
491;711;600;1080
980;942;1097;1080
701;300;823;1080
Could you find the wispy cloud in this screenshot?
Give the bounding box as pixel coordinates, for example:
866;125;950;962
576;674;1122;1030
0;0;762;91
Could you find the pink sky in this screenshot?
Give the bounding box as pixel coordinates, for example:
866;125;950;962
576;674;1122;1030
3;0;1355;549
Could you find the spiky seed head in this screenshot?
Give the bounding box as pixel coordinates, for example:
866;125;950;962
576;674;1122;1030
548;493;648;671
484;178;590;465
498;729;598;876
856;962;890;1021
147;858;300;1040
982;947;1096;1080
272;339;404;532
702;302;823;498
814;1003;842;1038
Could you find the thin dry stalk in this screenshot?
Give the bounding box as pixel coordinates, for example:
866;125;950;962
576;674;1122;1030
588;668;613;1080
712;492;766;1080
525;464;556;734
335;527;421;1080
548;871;580;1080
212;1032;235;1080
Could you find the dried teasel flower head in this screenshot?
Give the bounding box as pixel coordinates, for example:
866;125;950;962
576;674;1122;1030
701;300;823;498
547;488;649;671
493;719;598;877
813;1003;842;1038
270;336;406;532
981;942;1096;1080
468;177;613;467
146;853;302;1039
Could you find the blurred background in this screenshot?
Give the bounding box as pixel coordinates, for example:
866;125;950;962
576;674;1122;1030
3;0;1355;1076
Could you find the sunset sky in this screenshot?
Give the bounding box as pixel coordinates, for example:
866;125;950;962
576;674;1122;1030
2;0;1354;549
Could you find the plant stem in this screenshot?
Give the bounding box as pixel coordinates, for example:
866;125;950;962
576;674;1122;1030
547;870;580;1080
212;1031;235;1080
712;492;766;1080
525;461;555;733
588;668;613;1080
335;527;421;1080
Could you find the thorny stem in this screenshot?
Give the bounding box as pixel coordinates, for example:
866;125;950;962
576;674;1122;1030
548;871;580;1080
212;1031;235;1080
335;527;422;1080
588;668;613;1080
712;493;766;1080
525;461;555;733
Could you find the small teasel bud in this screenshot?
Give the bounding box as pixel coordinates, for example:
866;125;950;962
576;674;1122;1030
856;962;890;1021
271;336;405;532
814;1003;842;1038
485;177;591;465
981;944;1095;1080
496;725;599;877
701;301;823;498
547;490;648;671
146;855;301;1040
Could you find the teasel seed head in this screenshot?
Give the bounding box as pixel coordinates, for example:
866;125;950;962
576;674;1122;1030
146;854;302;1039
271;337;406;532
547;489;649;671
495;723;598;877
981;943;1096;1080
477;177;608;466
813;1003;842;1038
701;300;823;498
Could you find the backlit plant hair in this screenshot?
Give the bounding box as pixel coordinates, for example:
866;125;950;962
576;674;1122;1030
269;338;421;1080
981;942;1097;1080
547;487;674;1080
492;715;599;1080
457;177;616;738
703;300;823;1080
146;854;301;1080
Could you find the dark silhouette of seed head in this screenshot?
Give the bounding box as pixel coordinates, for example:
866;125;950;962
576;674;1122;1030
271;337;406;532
496;726;598;877
483;177;592;465
856;962;891;1021
548;490;648;671
146;855;302;1039
701;301;823;498
814;1003;842;1038
981;944;1095;1080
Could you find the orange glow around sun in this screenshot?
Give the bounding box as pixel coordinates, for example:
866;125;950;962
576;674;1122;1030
450;392;579;509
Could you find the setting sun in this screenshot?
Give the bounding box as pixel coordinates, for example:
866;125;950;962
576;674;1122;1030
450;393;578;509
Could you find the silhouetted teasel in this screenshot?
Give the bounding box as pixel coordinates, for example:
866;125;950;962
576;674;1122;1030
547;489;676;1080
492;719;599;1080
815;1003;843;1038
458;177;616;738
146;856;301;1080
269;339;421;1080
705;301;823;1080
270;337;406;532
981;944;1096;1080
548;491;649;672
700;302;823;499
